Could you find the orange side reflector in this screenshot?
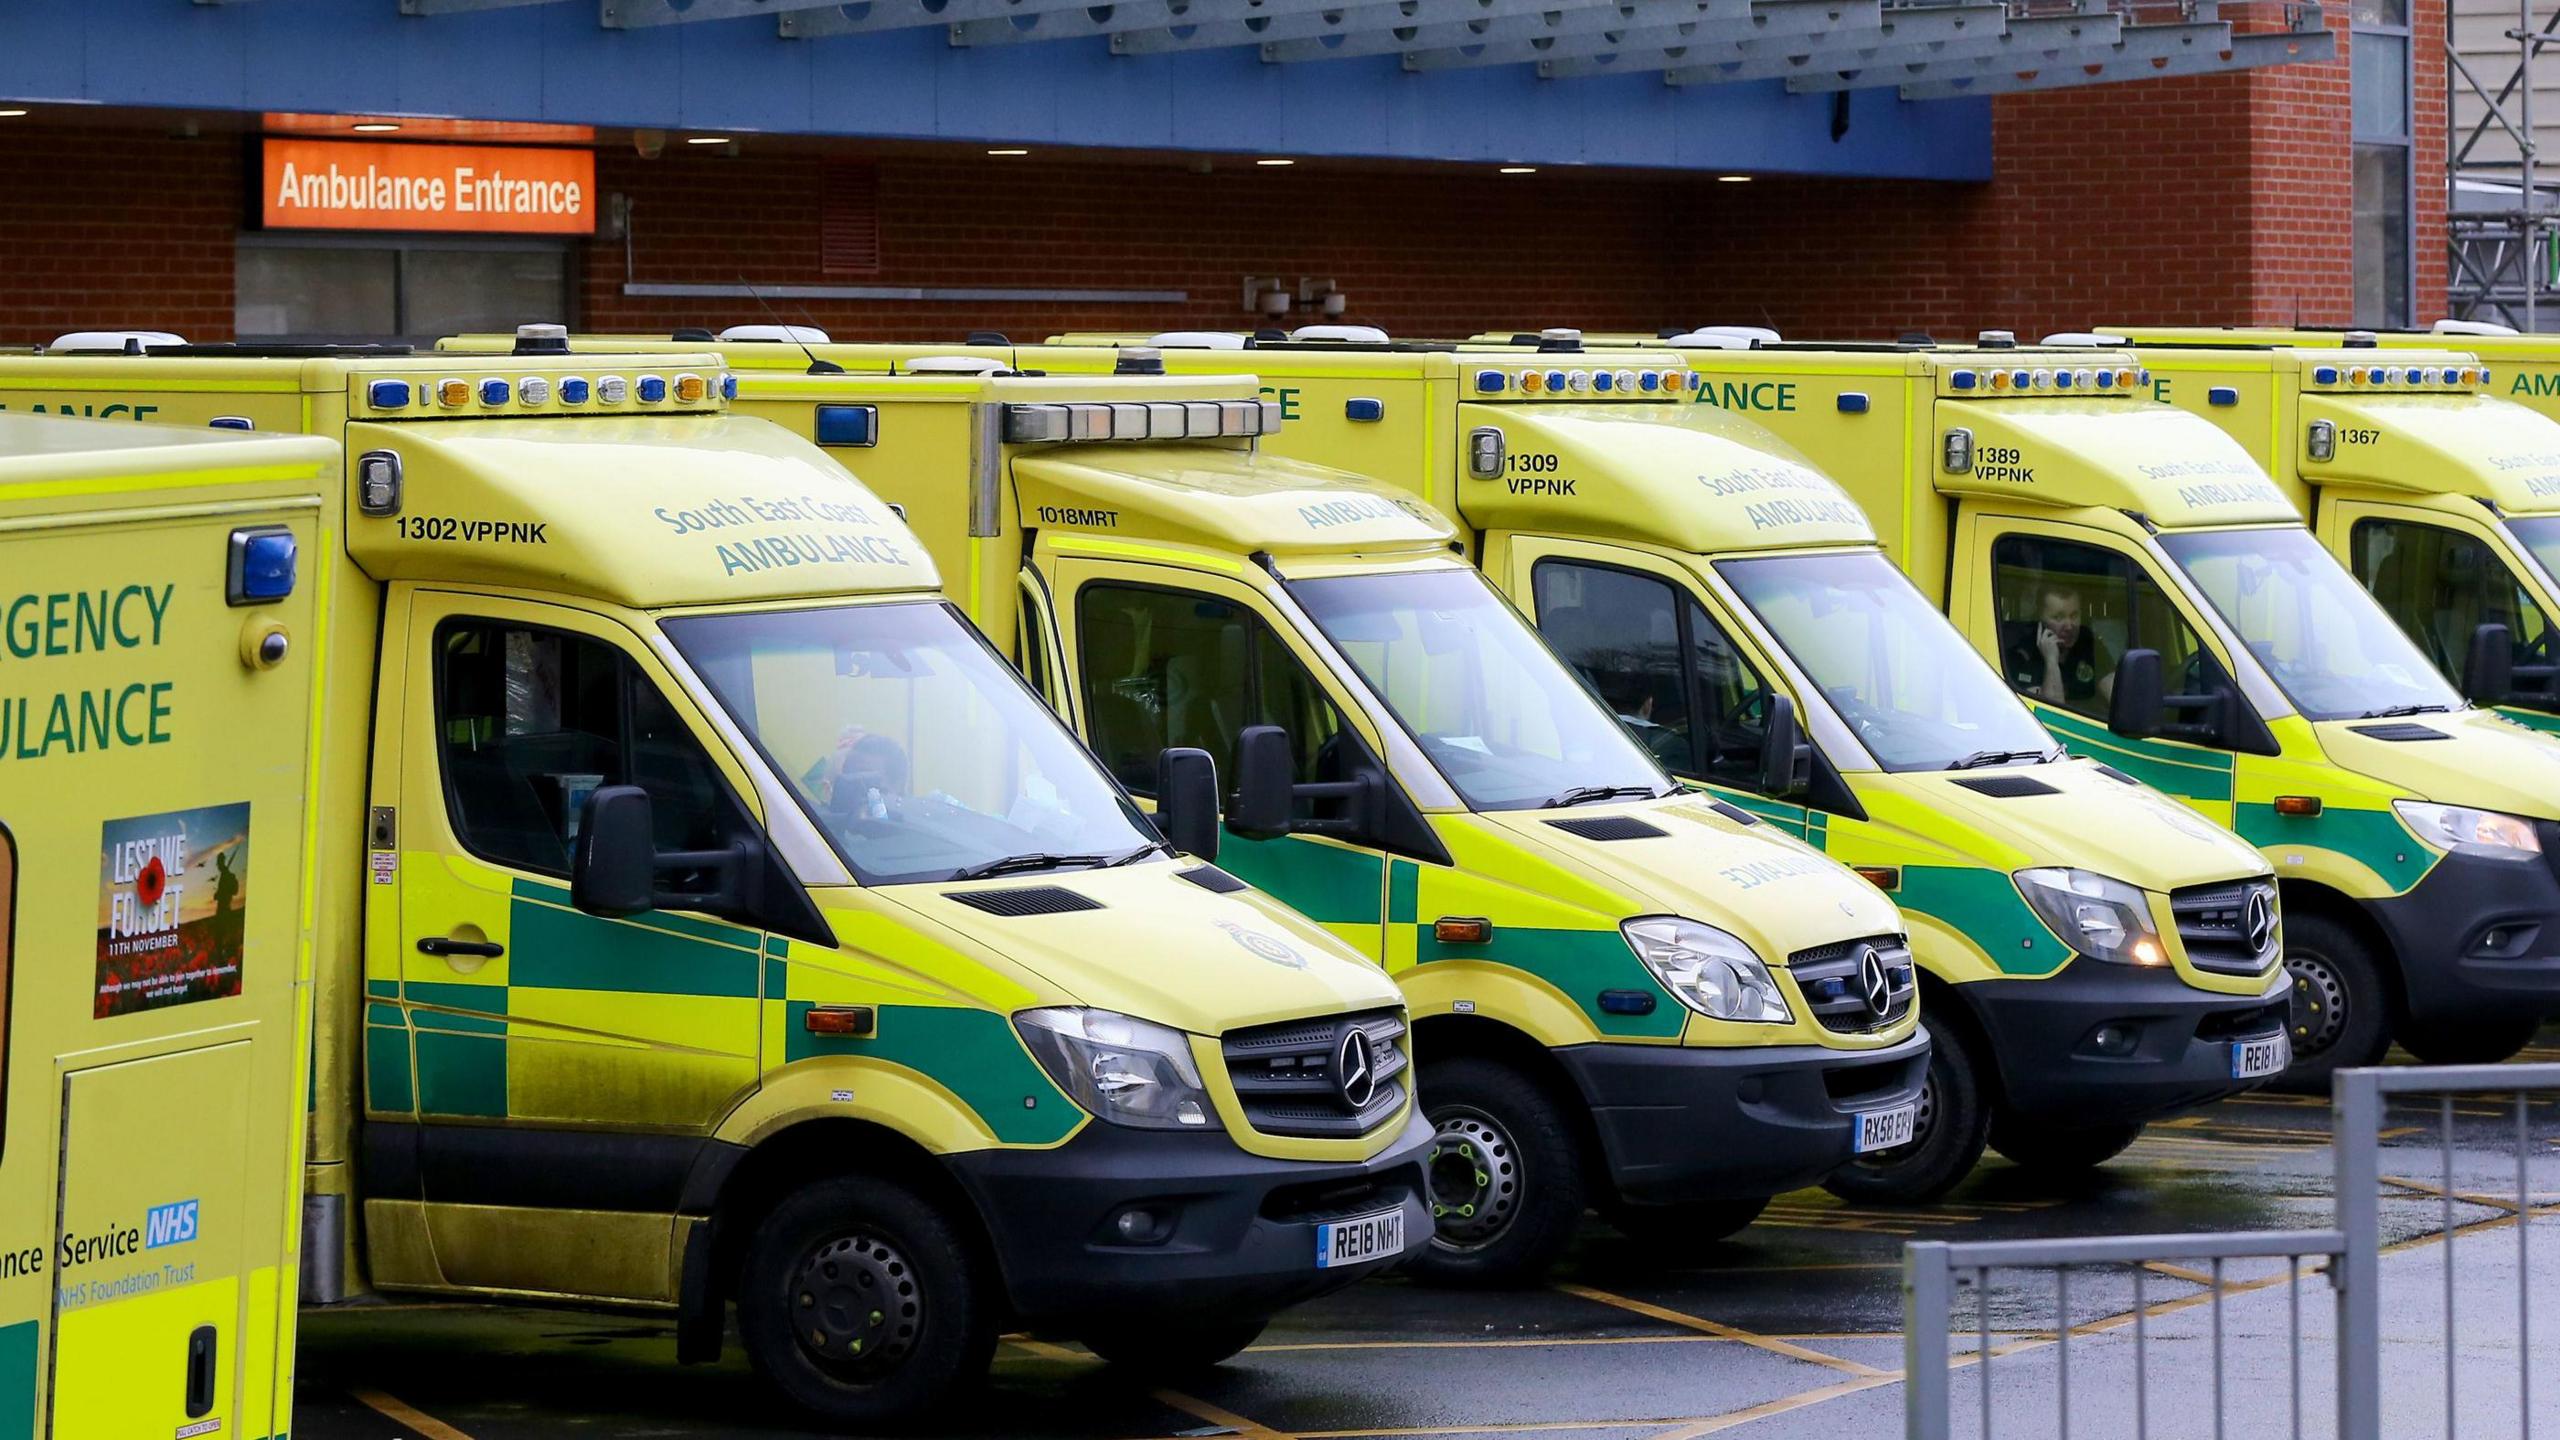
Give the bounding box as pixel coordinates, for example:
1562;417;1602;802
1854;865;1902;891
2273;796;2323;817
803;1005;877;1037
1434;917;1494;944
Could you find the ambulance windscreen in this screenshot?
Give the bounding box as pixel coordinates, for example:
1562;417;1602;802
1291;567;1672;813
663;602;1162;886
1719;551;2059;773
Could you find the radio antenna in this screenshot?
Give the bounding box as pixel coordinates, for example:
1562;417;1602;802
740;276;842;374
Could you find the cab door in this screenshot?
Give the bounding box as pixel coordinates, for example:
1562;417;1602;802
1955;514;2244;826
376;588;770;1300
1039;547;1393;961
2326;499;2560;717
1505;537;1822;844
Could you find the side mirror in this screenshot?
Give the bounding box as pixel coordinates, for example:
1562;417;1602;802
1228;724;1295;839
2110;648;2164;741
2464;622;2515;705
1155;747;1221;863
571;783;761;921
573;785;660;918
1759;694;1807;796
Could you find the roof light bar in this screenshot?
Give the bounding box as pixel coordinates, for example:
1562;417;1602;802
1000;397;1283;443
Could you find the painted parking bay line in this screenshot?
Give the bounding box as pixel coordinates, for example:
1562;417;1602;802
350;1388;478;1440
1552;1283;1888;1378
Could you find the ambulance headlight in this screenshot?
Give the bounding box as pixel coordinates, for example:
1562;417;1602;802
1016;1007;1214;1130
1620;917;1791;1023
2394;802;2543;861
2015;868;2165;966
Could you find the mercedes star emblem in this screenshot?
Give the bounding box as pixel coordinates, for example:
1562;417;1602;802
2245;888;2277;956
1337;1028;1377;1109
1858;946;1895;1019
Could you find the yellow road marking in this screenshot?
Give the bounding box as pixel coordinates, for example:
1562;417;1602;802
1641;1373;1907;1438
350;1388;477;1440
1006;1334;1088;1361
1553;1283;1887;1378
1154;1388;1297;1440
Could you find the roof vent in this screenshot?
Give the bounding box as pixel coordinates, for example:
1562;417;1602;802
1150;330;1249;350
965;330;1011;346
671;328;717;342
905;356;1005;375
1291;324;1390;344
1665;328;1760;349
514;322;570;355
718;324;832;345
2434;319;2519;337
1537;327;1585;352
1977;329;2019;349
2041;332;2125;347
1115;347;1167;376
49;330;186;354
2342;330;2380;348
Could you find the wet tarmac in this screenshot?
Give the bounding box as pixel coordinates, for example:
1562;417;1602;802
296;1037;2560;1440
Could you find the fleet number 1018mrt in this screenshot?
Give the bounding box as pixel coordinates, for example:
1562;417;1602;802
1317;1209;1408;1269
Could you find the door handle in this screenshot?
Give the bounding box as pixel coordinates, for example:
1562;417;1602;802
417;937;504;959
185;1324;216;1418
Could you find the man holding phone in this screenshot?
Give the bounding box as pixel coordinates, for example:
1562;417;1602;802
2005;582;2116;712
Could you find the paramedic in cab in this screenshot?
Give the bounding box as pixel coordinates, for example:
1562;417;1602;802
800;723;909;822
2006;581;2117;712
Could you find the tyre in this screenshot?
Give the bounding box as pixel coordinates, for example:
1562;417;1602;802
1080;1319;1266;1374
1988;1117;2145;1173
2277;911;2393;1089
1823;1015;1989;1206
1598;1195;1768;1256
735;1174;995;1430
1407;1056;1586;1287
2397;1013;2541;1066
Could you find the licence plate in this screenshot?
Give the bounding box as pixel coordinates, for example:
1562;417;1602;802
1315;1208;1406;1269
2232;1032;2291;1080
1853;1102;1920;1154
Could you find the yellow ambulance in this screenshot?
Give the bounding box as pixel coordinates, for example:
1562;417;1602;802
2070;329;2560;734
0;341;1432;1427
564;344;1929;1280
0;415;334;1440
1655;337;2560;1077
993;336;2289;1201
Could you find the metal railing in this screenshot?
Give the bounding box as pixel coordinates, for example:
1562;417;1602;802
1905;1063;2560;1440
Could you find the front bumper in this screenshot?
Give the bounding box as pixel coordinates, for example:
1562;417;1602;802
2367;843;2560;1026
1552;1031;1930;1206
1960;961;2291;1123
945;1110;1431;1327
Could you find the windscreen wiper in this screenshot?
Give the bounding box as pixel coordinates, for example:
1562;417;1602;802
1540;783;1662;809
1947;748;2050;771
948;851;1115;881
2358;703;2452;719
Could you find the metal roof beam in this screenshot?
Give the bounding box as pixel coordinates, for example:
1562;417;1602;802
1254;0;1843;61
399;0;569;13
782;0;1123;37
1405;0;1980;71
1113;0;1605;55
1771;10;2119;87
602;0;848;24
1895;16;2327;97
948;0;1599;46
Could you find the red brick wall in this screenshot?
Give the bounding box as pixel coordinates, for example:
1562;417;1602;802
0;127;240;346
0;34;2442;351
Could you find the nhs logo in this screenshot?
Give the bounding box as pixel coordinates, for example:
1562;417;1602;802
144;1199;199;1250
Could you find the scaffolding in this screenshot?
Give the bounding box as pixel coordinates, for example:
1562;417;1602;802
2450;0;2560;325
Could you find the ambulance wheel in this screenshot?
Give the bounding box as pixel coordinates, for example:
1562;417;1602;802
2396;1014;2541;1066
1408;1057;1585;1288
2277;913;2391;1089
1822;1015;1988;1206
1988;1118;2145;1173
1079;1319;1266;1374
1598;1195;1768;1255
736;1174;995;1429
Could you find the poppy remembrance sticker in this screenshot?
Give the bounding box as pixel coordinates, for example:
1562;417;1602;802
94;803;251;1018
